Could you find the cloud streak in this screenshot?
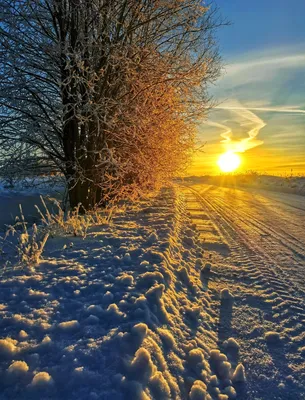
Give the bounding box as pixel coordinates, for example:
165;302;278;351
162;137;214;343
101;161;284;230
216;106;305;114
205;100;266;153
213;50;305;94
226;54;305;75
202;120;232;143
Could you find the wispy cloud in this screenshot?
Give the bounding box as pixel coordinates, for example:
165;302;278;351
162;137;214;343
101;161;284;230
204;100;266;153
213;50;305;95
210;50;305;154
216;105;305;114
202;120;232;142
225;54;305;75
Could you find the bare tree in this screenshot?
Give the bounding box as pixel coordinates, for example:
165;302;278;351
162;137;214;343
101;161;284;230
0;0;223;209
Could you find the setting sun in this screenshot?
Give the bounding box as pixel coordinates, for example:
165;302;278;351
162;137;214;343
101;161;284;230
217;151;241;172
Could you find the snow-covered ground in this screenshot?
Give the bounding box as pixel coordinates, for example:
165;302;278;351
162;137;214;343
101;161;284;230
0;177;64;197
0;178;64;232
0;187;245;400
183;183;305;400
0;183;304;399
182;175;305;197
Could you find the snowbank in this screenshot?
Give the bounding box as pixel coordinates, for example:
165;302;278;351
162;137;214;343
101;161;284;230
0;187;245;399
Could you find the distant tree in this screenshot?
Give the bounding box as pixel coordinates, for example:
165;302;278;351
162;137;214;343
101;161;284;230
0;0;223;210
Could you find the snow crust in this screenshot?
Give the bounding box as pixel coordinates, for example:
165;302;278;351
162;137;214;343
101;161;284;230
0;187;246;399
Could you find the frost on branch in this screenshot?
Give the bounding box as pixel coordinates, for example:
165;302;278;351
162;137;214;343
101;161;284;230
0;0;222;209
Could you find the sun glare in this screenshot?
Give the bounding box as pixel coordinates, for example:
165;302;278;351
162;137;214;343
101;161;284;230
217;151;241;173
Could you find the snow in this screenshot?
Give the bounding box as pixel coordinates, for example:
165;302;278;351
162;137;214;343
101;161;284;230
264;331;281;344
0;176;64;197
182;174;305;196
223;338;239;352
202;262;212;274
223;385;237;398
182;182;305;399
0;177;64;232
157;328;176;349
19;330;29;340
189;380;209;400
57;320;81;332
220;289;234;302
0;338;17;358
0;186;243;399
30;371;54;387
0;182;305;398
232;364;246;383
7;360;29;375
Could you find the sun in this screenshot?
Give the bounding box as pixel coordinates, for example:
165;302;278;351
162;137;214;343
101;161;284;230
217;151;241;173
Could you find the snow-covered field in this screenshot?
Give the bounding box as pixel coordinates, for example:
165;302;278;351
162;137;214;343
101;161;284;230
182;175;305;197
0;178;64;232
0;183;304;399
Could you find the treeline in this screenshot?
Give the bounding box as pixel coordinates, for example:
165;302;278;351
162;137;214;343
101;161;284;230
0;0;223;209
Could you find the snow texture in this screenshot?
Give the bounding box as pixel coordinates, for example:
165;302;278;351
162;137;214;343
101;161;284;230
1;181;305;399
182;182;305;400
0;187;247;399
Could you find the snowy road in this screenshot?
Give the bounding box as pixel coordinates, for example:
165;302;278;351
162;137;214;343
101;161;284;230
187;184;305;292
183;184;305;400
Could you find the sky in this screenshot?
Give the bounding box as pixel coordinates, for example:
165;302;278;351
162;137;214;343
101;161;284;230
190;0;305;176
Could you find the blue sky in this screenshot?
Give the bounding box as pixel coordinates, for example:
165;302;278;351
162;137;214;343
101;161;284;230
216;0;305;58
192;0;305;175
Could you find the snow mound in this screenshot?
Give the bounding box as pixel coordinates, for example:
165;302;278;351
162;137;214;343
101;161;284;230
58;320;80;332
31;371;54;387
232;364;246;383
264;331;281;344
0;339;17;359
7;360;29;375
223;338;239;351
0;187;246;399
189;380;210;400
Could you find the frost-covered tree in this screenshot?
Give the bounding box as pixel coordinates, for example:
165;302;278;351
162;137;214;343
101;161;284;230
0;0;223;209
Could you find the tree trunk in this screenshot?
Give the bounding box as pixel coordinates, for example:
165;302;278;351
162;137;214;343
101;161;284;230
67;178;90;212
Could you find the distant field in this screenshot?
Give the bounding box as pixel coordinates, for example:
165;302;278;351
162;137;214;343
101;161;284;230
181;174;305;196
0;177;65;232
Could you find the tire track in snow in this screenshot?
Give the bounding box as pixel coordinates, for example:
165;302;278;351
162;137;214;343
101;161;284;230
208;190;305;260
183;186;305;353
198;189;305;302
205;192;305;298
201;185;305;254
